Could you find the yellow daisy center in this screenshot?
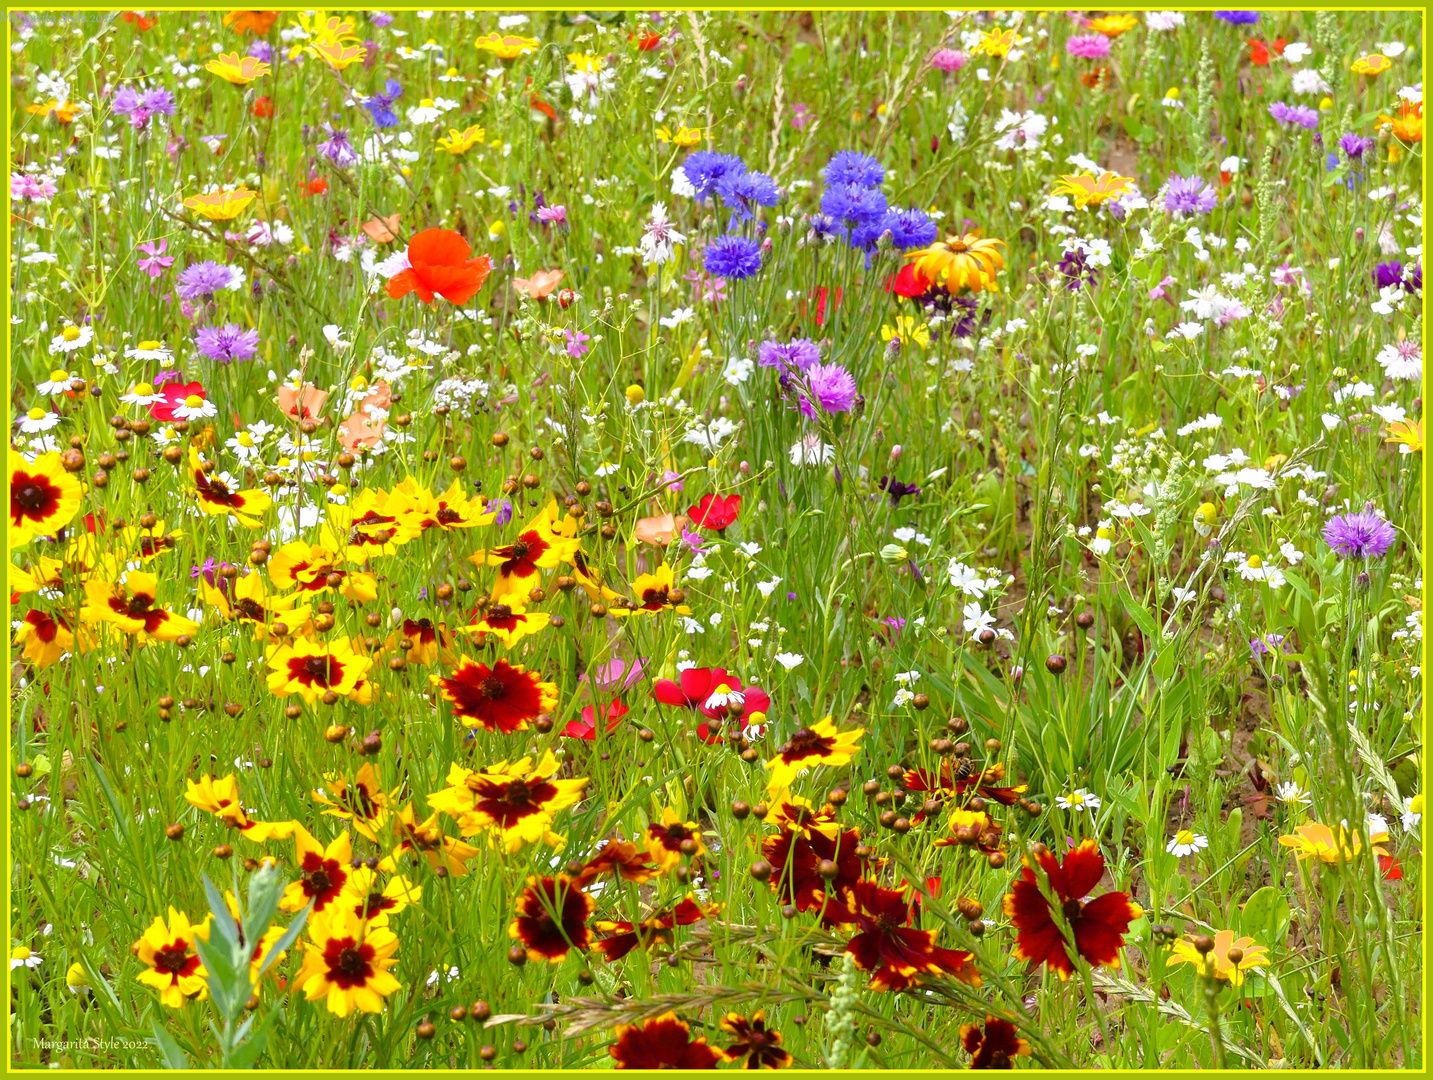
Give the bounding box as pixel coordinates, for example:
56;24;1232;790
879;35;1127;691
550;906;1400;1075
48;369;68;382
62;326;80;341
27;407;47;420
184;395;204;408
138;340;162;351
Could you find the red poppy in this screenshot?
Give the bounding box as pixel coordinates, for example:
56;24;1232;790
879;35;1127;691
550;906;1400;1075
302;176;329;197
121;11;157;30
885;263;933;299
686;493;742;531
251;96;273;118
147;381;206;423
652;667;771;743
562;700;628;740
1003;838;1141;981
1379;853;1404;880
593;897;715;962
610;1013;725;1069
826;880;979;992
960;1016;1032;1069
761;825;863;917
799;285;843;327
386;228;493;306
630;31;663;51
1247;37;1286;66
508;875;593;962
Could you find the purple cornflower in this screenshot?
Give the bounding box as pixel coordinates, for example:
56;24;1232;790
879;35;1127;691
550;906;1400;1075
564;328;591;359
929;48;966;72
247;39;274;63
823;151;885;188
758;337;821;373
317;124;358;167
136;238;175;278
112;85;175;129
369;11;395;27
176;260;242;301
1339;133;1375;160
682;150;746;201
1066;34;1111;59
877;475;921;505
194;323;260;363
806;212;848;244
1214;11;1260;24
702;234;763;279
797;362;857;417
854;207;938;253
1057;247;1098;291
1323;509;1396;560
1161;173;1218;216
363;79;403;128
493;499;514;527
1268;102;1320;130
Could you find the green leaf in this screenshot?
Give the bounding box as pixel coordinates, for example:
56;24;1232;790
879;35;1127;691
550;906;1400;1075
254;904;310;984
150;1021;191;1070
1240;885;1292;945
1120;586;1159;642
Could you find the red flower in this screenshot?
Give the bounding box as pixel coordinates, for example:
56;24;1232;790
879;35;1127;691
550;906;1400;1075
800;285;843;327
1379;853;1404;880
302;176;328;197
960;1016;1032;1069
652;666;771;743
430;656;556;733
593;896;715;962
762;825;864;918
147;381;206;423
387;228;493;306
630;31;663;51
562;700;629;740
251;96;273;118
121;11;157;30
902;760;1026;822
572;839;656;887
1003;838;1141;981
886;263;933;299
687;493;742;531
826;880;979;992
1247;37;1286;66
610;1013;725;1069
508;875;592;962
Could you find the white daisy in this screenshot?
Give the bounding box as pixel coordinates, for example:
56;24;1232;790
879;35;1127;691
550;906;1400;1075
35;368;74;395
171;393;217;421
49;324;93;354
124;340;171;362
1055;789;1101;812
1166;829;1208;857
16;407;61;434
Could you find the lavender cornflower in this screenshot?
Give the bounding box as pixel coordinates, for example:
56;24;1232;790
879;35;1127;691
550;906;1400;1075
1066;34;1111;59
797;362;858;417
1268;101;1320;130
878;475;921;505
317;124;358;167
702;234;763;279
363;79;403;128
247;39;275;63
1339;133;1375;160
1323;509;1396;560
1160;173;1219;215
493;499;514;527
823;150;884;188
112;85;175;129
682;150;746;201
194;323;260;363
176;260;243;302
1214;11;1260;24
758;337;821;373
874;208;938;251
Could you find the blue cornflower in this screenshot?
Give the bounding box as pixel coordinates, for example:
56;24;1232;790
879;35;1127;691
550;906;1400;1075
1213;11;1260;25
806;213;848;244
683;150;746;202
820;182;888;228
823;150;885;188
364;79;403;128
703;234;763;280
715;169;780;223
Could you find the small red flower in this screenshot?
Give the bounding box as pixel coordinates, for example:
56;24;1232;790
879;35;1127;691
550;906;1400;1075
960;1016;1032;1069
147;381;206;423
885;263;933;299
251;96;273;118
1003;838;1142;981
387;228;493;306
1247;37;1286;66
562;700;628;740
593;896;715;962
800;285;844;327
826;880;979;992
1379;853;1404;880
302;176;329;197
610;1012;724;1069
687;493;742;531
630;31;663;51
121;11;158;31
652;666;771;743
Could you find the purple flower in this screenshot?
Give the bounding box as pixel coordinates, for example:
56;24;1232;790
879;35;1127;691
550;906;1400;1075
1323;510;1396;560
1269;102;1320;130
715;169;780;223
702;234;763;280
660;469;683;492
682;150;746;201
247;40;274;63
194;323;260;363
758;337;821;373
680;524;707;554
878;476;921;505
823;151;885;189
1373;260;1406;290
317;124;358;167
136;238;175;279
1161;173;1218;216
564;328;591;359
1057;247;1098;291
929;48;966;72
10;173;57;203
1066;34;1111;59
797;362;857;417
369;11;395;27
1339;132;1375;160
363;79;403;128
1214;11;1260;24
493;499;513;527
176;260;241;301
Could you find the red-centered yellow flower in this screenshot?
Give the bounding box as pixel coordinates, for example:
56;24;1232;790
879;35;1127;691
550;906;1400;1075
330;488;412;562
765;790;840;841
267;537;379;602
200;570;306;641
206;52;271;84
469;499;582;599
611;562;692;617
307;40;365;70
389;477;497;535
972;27;1017;57
9;554;64;594
509;875;593;962
82;570;200;642
184;774;298;843
182;186;259;220
9;449;82;547
764;716;866;792
312;763;399;842
1052;171;1135;209
1278;821;1375;864
266;635;373;705
1351;53;1392;77
123;518;184;564
475;31;539;59
457;597;551;648
1085;13;1137;37
189;447;271;527
280;827;352;914
199;892;289;993
1166;929;1269;987
904;232;1007;295
134;908;211;1008
294;907;401;1017
437;123;486;154
1386;417;1423;454
430;656;557;732
645;807;706;873
13;609;90;668
427;752;587;853
339;867;422;927
379;804;481;878
383;616;458;667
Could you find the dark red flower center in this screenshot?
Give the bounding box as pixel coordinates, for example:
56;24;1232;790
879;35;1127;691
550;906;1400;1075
781;728;833;759
155;942;192;974
11;472;60;524
481;675;506;698
1062;898;1084;923
322;937;375;988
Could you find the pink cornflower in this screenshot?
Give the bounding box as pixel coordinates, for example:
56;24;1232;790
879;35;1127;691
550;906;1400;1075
929;48;966;72
136;238;175;279
1066;34;1111;59
790;102;814;130
537;204;568;226
10;172;57;203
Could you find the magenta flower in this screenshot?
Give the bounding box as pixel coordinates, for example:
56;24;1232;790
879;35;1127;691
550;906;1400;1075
10;172;57;203
136;238;175;279
1065;35;1111;59
797;362;858;418
1323;510;1396;560
536;204;568;226
564;328;590;359
930;48;967;72
790;102;814;130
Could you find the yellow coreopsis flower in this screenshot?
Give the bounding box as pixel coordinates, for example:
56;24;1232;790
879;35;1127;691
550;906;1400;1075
657;124;705;147
1166;930;1269;987
294;908;401;1017
476;32;539;59
437;124;486;154
765;716;866;792
881;315;931;350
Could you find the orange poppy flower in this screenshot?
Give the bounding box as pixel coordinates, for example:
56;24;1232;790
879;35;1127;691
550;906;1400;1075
386;228;492;306
634;512;686;545
360;213;402;244
276;381;328;421
338;409;385;451
513;268;565;299
223;10;278;34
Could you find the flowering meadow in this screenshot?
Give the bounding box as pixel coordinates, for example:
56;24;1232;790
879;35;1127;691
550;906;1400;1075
6;6;1426;1070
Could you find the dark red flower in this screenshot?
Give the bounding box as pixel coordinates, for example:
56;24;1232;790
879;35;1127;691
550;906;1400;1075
430;656;556;734
761;826;864;918
508;874;592;962
652;667;771;743
721;1011;792;1069
610;1012;725;1069
960;1016;1032;1069
593;896;715;962
1003;838;1141;980
572;839;657;887
687;493;742;531
826;880;979;991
